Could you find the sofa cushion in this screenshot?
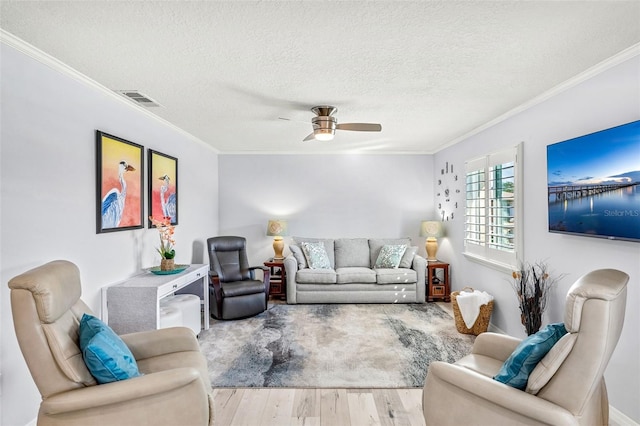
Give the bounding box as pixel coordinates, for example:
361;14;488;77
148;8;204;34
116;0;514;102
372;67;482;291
296;282;413;292
289;244;307;269
369;238;411;267
336;267;377;284
296;269;337;284
526;332;577;395
301;241;332;269
376;268;418;284
398;246;418;268
41;309;97;386
294;237;335;268
222;280;266;297
335;238;370;268
374;244;407;268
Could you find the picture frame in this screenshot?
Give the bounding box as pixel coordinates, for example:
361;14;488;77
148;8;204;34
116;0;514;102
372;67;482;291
96;131;144;233
148;149;178;227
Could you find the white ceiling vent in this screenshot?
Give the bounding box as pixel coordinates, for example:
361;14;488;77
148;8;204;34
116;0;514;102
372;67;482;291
116;90;162;107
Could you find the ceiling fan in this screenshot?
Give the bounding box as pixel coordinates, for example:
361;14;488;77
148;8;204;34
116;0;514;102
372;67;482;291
283;106;382;141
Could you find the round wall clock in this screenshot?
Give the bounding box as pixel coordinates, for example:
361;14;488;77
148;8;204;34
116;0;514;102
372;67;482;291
436;161;459;221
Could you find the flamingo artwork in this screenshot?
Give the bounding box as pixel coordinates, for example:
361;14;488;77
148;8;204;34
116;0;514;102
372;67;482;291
101;161;135;228
159;174;177;223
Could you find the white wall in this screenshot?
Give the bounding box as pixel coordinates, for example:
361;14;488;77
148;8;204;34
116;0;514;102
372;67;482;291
218;154;435;265
0;43;219;426
435;55;640;421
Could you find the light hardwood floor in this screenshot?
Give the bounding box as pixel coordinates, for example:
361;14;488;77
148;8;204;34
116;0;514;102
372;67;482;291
212;388;425;426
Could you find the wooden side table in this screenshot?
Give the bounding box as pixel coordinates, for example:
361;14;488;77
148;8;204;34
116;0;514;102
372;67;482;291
427;261;450;302
264;259;287;299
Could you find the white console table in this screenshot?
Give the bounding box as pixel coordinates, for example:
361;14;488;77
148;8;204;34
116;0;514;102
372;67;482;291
102;264;209;335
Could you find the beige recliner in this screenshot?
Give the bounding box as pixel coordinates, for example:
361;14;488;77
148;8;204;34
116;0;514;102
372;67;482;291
423;268;628;426
8;260;214;426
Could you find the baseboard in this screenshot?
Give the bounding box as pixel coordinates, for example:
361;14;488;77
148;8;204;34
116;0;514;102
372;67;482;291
610;406;639;426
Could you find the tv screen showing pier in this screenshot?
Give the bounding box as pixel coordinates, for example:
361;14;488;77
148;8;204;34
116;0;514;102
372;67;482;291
547;120;640;242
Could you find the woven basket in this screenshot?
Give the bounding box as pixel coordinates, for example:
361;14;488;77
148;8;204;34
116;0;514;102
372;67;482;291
451;286;494;335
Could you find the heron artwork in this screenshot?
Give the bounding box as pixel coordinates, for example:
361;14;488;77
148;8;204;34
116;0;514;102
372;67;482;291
159;174;176;223
101;161;135;228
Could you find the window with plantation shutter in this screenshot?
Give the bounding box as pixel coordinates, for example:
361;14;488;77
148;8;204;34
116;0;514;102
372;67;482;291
464;144;522;271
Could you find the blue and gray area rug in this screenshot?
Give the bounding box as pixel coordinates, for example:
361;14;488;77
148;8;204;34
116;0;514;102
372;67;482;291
199;303;474;388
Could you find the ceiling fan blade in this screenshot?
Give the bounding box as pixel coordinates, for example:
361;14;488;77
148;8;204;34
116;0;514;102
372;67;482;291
336;123;382;132
279;117;310;125
302;132;315;141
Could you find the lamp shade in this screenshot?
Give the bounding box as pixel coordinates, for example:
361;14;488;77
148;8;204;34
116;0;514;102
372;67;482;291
267;219;288;236
420;221;444;238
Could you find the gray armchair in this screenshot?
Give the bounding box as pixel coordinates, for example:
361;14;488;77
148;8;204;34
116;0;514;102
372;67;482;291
423;268;628;426
8;260;214;426
207;236;270;320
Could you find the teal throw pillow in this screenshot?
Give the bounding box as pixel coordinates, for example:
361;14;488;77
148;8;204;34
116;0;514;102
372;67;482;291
301;241;331;269
79;313;111;348
374;244;407;268
79;314;141;384
494;323;567;390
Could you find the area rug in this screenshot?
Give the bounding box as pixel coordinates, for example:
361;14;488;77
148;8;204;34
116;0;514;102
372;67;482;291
198;303;475;388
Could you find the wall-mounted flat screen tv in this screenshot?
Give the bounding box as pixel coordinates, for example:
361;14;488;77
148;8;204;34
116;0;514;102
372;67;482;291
547;120;640;242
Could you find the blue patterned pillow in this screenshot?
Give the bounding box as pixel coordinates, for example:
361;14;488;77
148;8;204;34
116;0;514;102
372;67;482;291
494;323;567;390
301;241;331;269
374;244;407;268
79;314;141;384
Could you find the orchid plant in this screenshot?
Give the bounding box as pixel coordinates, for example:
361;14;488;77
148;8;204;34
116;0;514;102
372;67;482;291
149;216;175;260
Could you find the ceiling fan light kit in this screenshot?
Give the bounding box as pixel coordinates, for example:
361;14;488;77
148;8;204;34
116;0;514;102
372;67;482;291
299;106;382;142
314;128;335;141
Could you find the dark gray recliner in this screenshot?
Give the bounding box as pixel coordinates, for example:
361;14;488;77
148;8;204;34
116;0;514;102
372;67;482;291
207;236;270;320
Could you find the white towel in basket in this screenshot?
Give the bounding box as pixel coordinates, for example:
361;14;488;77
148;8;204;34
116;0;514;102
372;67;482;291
456;289;494;328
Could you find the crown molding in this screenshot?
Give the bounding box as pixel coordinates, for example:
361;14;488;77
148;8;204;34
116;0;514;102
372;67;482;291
437;43;640;153
0;29;219;154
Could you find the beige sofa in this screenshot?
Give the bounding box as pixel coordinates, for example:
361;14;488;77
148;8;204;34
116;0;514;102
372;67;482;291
285;237;426;304
8;260;214;426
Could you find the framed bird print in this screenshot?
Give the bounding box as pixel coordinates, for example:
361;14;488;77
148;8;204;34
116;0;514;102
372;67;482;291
148;149;178;227
96;131;144;233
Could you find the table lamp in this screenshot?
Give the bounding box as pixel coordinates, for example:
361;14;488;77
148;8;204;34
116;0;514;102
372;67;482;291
420;221;444;262
267;219;288;260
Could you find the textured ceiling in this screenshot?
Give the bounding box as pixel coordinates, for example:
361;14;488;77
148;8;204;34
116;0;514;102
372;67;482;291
1;1;639;154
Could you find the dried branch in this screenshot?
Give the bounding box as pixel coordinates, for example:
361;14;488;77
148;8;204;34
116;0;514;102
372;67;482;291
511;261;565;335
